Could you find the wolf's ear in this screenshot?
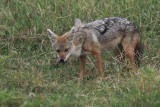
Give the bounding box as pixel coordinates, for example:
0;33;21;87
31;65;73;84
47;29;57;43
67;27;75;41
75;18;81;27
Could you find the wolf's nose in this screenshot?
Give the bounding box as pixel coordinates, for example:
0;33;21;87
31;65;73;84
60;59;64;63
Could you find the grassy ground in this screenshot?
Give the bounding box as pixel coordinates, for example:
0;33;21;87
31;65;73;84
0;0;160;106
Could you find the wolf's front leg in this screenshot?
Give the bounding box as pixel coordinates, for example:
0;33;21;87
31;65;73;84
79;55;86;80
92;49;104;79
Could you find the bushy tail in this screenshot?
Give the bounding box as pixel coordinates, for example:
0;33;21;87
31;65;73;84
135;39;143;67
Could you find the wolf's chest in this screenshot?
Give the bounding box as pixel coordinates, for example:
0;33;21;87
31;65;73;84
71;45;82;57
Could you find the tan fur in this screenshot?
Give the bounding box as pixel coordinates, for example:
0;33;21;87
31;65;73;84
56;32;68;42
121;33;139;72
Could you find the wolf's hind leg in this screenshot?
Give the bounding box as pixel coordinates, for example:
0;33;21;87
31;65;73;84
122;34;139;72
122;45;137;72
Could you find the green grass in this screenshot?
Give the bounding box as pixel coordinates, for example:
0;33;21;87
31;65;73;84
0;0;160;106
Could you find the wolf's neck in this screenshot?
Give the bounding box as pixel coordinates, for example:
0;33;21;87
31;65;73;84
71;44;82;57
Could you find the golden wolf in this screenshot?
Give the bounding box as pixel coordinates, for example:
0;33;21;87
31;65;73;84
47;17;143;80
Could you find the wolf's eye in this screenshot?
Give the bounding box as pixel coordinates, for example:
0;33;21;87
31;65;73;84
56;49;60;53
64;48;69;52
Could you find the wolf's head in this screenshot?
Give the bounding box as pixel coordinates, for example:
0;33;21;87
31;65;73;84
47;19;84;63
47;27;76;63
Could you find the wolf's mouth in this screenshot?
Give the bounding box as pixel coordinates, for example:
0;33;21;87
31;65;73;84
57;59;67;64
60;61;66;64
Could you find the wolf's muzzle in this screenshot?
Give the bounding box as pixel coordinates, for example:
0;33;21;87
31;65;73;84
59;59;65;63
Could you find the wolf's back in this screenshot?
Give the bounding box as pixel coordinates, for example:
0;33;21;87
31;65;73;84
82;17;137;35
